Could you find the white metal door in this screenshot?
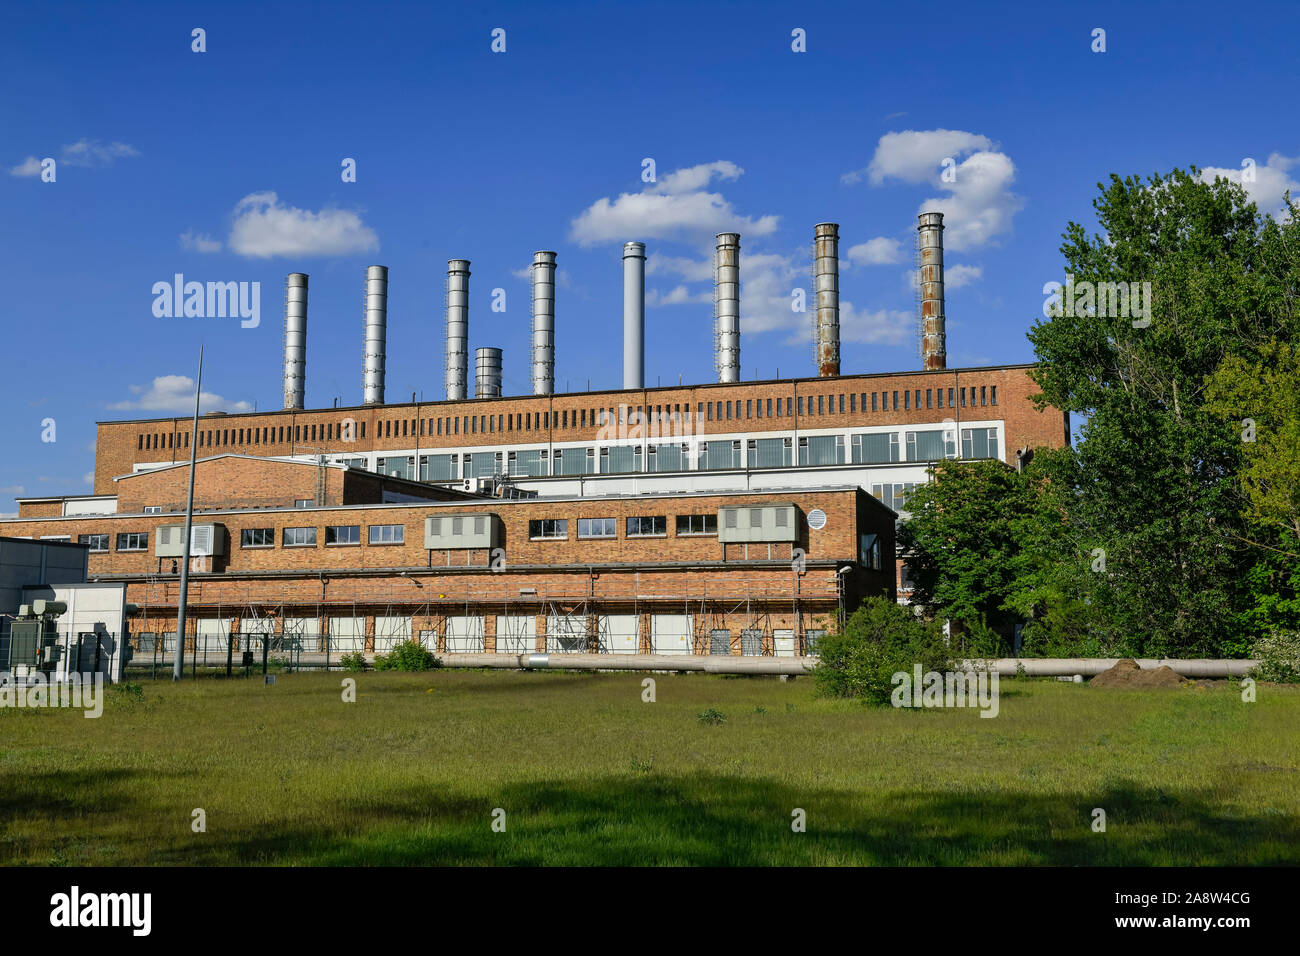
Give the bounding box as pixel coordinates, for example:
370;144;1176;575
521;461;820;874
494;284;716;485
328;616;365;654
599;614;639;654
546;614;587;653
651;614;692;655
373;615;411;652
494;615;534;653
446;615;485;652
774;629;795;658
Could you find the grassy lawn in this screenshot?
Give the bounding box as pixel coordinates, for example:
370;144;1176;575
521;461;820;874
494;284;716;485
1;670;1297;866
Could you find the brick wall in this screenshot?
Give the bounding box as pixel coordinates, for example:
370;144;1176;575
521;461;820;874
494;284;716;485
92;365;1068;493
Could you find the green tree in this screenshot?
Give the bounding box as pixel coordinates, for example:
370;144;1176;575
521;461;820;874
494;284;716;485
1027;170;1298;656
813;597;949;705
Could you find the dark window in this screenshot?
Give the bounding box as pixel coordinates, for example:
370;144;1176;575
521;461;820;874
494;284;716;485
529;519;568;540
325;525;361;545
283;527;317;547
116;532;147;551
78;533;109;552
626;515;667;536
577;517;617;538
675;514;718;535
241;528;274;547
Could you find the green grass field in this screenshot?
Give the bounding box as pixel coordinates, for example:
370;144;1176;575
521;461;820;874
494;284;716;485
2;670;1297;865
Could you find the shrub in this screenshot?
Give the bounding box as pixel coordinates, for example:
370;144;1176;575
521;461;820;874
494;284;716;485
373;640;441;672
339;652;368;672
1250;632;1300;683
111;682;145;703
813;597;952;705
696;708;726;725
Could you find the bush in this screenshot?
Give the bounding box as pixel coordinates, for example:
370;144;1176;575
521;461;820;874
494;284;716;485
696;708;726;725
373;640;441;672
813;597;952;705
339;652;367;672
1251;632;1300;683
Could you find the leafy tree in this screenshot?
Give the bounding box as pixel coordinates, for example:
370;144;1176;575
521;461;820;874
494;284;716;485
1026;170;1298;656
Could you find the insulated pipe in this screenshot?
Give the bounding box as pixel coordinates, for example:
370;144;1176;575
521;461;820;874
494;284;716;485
622;241;645;389
813;223;840;377
714;233;740;383
918;212;946;370
445;259;470;401
362;265;388;404
282;273;308;410
531;251;556;395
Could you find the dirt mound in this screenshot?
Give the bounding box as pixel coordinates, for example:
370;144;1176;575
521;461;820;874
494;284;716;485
1089;658;1188;688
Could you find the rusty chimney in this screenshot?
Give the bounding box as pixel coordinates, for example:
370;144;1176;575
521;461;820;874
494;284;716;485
813;223;840;377
918;212;946;370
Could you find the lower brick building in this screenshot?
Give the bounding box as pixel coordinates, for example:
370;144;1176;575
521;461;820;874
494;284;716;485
2;456;895;660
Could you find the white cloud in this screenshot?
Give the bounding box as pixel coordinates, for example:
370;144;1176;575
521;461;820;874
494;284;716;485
0;485;24;495
227;192;379;259
83;471;94;487
652;160;744;195
511;266;573;289
646;284;711;306
839;304;912;345
846;237;904;266
1199;153;1300;219
59;139;140;167
180;229;222;253
9;156;43;177
844;129;1022;252
108;375;253;415
944;264;983;289
844;129;994;185
920;150;1023;251
646;254;715;282
570;161;779;245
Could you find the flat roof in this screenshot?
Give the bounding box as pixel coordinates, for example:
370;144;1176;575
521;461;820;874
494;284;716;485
95;362;1039;426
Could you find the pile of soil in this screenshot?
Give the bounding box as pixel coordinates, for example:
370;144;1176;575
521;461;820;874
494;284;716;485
1089;658;1188;688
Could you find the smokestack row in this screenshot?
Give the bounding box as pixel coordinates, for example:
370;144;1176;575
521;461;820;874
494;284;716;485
714;232;741;383
362;265;388;405
445;260;470;401
531;250;557;395
622;241;645;389
813;223;840;377
918;212;947;371
282;273;308;410
273;215;935;409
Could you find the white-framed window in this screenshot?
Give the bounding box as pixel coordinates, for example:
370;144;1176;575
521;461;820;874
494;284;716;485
294;499;313;509
283;526;317;547
369;524;405;545
78;533;109;552
143;505;162;514
116;532;148;551
577;517;616;538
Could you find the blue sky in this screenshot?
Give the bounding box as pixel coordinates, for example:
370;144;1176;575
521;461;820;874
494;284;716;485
2;0;1296;512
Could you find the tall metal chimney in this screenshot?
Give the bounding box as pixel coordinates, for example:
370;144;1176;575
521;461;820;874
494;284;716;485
530;250;556;396
622;241;645;389
813;223;840;377
362;265;388;405
446;259;470;401
476;347;503;398
282;272;308;410
918;212;947;371
714;233;740;383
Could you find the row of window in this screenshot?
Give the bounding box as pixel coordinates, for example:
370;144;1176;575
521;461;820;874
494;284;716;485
529;514;718;541
372;427;1000;481
269;524;406;548
136;385;1002;453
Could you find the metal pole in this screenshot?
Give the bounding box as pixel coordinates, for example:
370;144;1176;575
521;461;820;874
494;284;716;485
173;346;203;681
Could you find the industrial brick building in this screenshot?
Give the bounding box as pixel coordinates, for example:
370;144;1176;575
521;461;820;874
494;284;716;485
1;214;1069;662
